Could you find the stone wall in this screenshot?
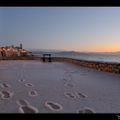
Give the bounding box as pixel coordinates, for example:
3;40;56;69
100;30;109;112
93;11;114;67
51;57;120;74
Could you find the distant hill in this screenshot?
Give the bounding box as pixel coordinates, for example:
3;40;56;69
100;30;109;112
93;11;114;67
29;49;120;56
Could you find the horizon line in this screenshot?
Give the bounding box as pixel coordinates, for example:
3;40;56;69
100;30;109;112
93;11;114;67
27;48;120;53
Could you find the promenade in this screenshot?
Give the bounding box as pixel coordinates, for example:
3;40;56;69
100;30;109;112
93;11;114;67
0;60;120;113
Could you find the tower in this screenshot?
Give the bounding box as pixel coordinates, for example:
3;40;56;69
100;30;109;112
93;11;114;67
20;43;22;49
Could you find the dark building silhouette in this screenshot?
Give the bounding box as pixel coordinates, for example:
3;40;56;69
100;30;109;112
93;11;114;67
11;45;14;48
20;43;22;49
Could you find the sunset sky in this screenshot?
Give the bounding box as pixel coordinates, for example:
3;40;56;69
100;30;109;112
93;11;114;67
0;7;120;52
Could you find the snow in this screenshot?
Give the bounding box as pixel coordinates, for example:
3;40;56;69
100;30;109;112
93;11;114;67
0;60;120;113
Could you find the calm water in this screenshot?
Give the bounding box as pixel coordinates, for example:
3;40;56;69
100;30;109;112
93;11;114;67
32;51;120;63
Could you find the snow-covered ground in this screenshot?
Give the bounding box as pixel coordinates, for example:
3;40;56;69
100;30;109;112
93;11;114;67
0;60;120;113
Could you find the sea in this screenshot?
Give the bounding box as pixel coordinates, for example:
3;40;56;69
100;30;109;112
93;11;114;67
31;50;120;63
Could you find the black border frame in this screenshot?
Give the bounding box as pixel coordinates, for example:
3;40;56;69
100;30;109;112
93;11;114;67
0;0;120;6
0;2;120;120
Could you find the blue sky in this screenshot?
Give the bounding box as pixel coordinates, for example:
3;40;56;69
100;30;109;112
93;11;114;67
0;7;120;52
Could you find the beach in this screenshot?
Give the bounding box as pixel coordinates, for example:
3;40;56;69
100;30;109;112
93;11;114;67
0;60;120;113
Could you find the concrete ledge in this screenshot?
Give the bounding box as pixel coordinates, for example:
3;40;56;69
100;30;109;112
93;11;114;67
51;57;120;74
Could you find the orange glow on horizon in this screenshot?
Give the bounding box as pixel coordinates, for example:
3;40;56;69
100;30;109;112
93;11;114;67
64;44;120;53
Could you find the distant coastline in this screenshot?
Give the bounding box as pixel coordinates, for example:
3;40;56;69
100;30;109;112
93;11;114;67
31;50;120;63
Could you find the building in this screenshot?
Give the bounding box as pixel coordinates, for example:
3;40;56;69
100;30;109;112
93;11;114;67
0;44;32;58
0;43;31;57
20;43;22;49
0;48;2;59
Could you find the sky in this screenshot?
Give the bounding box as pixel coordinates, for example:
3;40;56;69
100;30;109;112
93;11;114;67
0;7;120;52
